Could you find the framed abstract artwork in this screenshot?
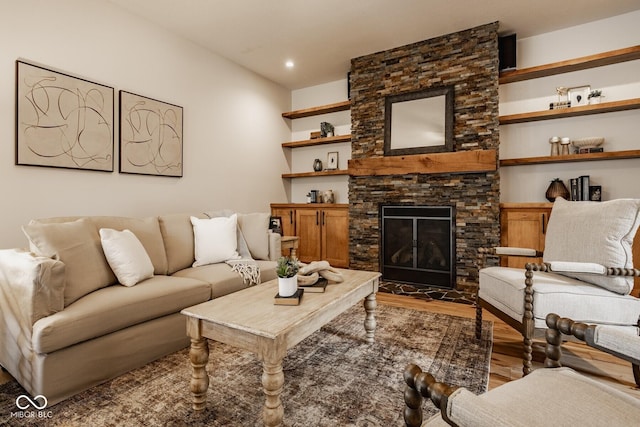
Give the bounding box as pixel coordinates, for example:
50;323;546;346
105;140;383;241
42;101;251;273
119;91;183;177
16;60;114;171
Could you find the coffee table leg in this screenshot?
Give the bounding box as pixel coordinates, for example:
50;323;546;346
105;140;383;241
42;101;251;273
364;292;377;343
189;337;209;411
262;357;285;426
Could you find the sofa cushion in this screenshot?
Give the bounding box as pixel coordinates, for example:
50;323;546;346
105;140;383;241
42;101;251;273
32;275;211;354
479;266;640;329
99;228;154;287
544;197;640;294
32;216;169;276
191;215;239;267
237;213;271;260
23;218;116;307
88;216;168;276
173;260;277;298
159;213;206;275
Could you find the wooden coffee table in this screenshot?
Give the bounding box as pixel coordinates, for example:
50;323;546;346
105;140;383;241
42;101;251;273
181;269;380;426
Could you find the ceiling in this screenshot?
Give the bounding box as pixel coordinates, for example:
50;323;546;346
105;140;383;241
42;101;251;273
106;0;640;90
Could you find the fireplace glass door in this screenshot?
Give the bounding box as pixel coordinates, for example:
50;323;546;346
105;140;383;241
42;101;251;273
381;205;455;288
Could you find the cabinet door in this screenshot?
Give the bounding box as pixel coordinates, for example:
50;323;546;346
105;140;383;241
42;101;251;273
501;209;549;268
321;209;349;268
295;209;322;263
271;208;296;237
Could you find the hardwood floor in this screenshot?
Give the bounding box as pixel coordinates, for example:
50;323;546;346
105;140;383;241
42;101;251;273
2;293;638;402
378;292;640;399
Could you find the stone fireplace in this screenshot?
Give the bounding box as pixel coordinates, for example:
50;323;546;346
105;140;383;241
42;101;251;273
348;22;501;294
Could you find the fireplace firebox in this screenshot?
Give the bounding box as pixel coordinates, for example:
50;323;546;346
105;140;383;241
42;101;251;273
381;205;455;289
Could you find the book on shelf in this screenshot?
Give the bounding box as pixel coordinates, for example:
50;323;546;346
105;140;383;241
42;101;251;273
570;178;578;201
274;288;304;305
299;278;328;293
580;175;590;201
570;176;591;201
578;147;604;154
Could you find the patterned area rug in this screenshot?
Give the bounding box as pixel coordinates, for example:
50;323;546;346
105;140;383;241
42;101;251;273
0;304;492;426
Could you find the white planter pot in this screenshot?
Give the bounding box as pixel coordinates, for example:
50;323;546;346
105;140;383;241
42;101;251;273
278;276;298;297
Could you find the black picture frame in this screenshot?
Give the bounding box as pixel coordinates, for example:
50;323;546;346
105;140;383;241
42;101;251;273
119;91;183;177
269;216;283;235
589;185;602;202
16;60;114;172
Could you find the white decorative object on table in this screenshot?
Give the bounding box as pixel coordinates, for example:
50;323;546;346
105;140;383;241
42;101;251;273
276;256;299;297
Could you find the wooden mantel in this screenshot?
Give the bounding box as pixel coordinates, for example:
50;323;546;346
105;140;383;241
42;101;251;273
348;149;497;176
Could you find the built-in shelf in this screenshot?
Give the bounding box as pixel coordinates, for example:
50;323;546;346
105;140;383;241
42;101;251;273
281;100;350;119
282;134;351;148
499;45;640;84
500;149;640;167
499;98;640;125
281;170;349;179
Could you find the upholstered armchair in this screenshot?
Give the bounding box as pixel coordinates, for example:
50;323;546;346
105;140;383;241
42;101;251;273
403;313;640;427
475;198;640;378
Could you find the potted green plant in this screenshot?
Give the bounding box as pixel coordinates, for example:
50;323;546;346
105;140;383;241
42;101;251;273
276;256;299;297
588;89;603;104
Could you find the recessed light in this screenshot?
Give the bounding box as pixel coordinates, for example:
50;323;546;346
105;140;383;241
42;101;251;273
285;60;294;69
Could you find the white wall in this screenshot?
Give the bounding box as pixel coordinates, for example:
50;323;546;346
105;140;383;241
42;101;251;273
500;10;640;202
0;0;291;248
288;79;351;204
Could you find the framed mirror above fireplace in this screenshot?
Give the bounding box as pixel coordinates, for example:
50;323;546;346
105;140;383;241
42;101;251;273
383;85;454;156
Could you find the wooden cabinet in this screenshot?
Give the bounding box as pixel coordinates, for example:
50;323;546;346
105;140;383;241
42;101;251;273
500;203;552;268
271;203;349;268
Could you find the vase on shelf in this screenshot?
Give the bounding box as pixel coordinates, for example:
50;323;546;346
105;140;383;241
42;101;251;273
545;178;570;202
313;159;323;171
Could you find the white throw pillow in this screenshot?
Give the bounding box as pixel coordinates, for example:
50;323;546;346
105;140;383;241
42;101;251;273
191;215;239;267
99;228;154;287
544;197;640;294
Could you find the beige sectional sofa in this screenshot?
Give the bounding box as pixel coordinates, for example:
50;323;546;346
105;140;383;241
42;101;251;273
0;211;280;405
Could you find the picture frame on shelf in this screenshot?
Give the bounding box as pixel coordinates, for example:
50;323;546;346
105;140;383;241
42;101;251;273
568;85;590;107
589;186;602;202
269;216;282;235
326;151;339;170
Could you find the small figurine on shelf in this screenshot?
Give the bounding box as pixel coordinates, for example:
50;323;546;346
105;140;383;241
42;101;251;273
320;121;334;138
588;89;603;104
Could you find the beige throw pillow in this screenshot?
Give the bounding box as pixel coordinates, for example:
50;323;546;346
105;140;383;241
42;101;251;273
544;197;640;294
237;213;271;260
99;228;154;287
22;218;116;306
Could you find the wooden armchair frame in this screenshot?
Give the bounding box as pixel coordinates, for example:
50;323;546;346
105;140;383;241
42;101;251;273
474;247;640;377
404;312;640;427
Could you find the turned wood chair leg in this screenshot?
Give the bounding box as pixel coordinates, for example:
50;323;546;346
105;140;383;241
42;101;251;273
403;364;424;427
633;364;640;387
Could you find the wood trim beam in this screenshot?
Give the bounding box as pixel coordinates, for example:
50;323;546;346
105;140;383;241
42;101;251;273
348;149;497;176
